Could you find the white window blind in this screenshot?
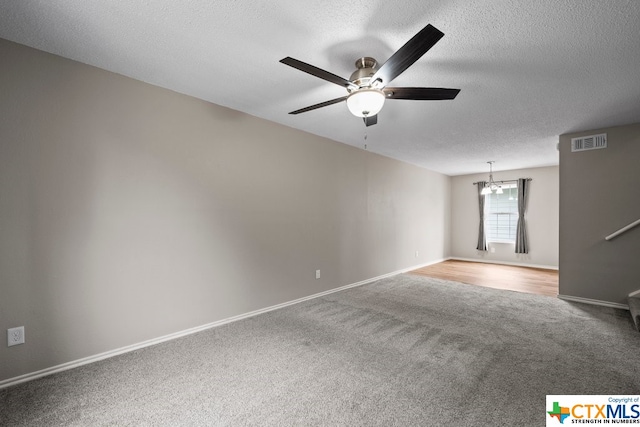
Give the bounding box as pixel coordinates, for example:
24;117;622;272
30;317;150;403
485;183;518;243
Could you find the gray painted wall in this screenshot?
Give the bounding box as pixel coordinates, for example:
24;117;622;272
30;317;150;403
0;39;451;382
559;123;640;304
450;166;559;268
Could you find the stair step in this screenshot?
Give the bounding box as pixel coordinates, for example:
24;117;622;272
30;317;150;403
629;295;640;332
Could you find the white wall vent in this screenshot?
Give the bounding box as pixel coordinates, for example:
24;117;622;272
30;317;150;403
571;133;607;152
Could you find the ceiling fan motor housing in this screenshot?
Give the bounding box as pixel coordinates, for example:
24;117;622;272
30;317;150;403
349;57;378;90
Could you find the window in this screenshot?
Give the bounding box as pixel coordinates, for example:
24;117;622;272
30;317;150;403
485;183;518;243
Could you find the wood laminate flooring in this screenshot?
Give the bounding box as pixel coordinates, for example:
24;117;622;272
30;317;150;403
410;259;558;297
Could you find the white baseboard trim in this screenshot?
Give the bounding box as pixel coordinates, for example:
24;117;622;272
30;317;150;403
449;257;558;271
404;257;450;272
557;294;629;310
628;289;640;298
0;258;447;390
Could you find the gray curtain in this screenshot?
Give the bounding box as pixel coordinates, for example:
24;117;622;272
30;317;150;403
476;181;487;251
515;178;529;253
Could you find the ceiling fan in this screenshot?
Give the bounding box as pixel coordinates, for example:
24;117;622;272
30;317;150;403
280;24;460;127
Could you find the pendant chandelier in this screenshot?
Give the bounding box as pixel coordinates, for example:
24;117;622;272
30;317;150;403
481;161;503;195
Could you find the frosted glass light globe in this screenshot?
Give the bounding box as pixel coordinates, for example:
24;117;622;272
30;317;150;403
346;89;386;117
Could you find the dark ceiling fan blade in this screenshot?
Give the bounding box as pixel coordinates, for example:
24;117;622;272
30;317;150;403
363;115;378;127
288;96;348;115
384;87;460;100
280;57;358;90
370;24;444;87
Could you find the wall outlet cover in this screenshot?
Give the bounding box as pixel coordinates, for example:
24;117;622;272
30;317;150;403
8;326;25;346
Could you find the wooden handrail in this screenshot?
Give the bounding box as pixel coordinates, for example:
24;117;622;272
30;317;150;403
605;218;640;241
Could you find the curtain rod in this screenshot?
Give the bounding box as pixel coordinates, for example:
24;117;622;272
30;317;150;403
472;178;532;185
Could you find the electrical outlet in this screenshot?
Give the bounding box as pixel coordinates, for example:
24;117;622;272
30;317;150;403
415;251;419;258
8;326;25;347
315;269;321;279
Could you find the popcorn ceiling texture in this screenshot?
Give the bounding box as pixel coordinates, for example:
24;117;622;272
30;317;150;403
0;0;639;175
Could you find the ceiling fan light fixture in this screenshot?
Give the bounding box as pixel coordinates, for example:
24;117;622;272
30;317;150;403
346;89;386;118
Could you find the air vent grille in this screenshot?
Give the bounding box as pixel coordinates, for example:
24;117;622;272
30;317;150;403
571;133;607;152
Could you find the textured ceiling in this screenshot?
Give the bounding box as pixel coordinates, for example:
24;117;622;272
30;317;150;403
1;0;639;175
